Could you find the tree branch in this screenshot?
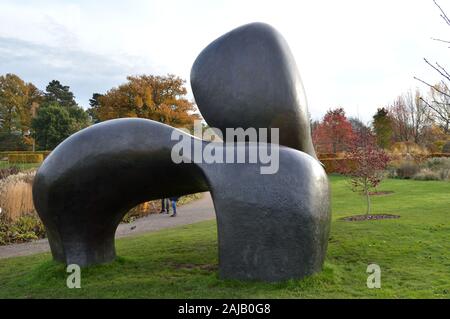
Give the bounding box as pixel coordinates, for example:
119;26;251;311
414;76;450;98
434;0;450;26
431;37;450;44
419;96;448;119
431;37;450;48
424;58;450;82
436;61;450;79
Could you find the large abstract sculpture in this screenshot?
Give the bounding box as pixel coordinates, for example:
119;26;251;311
33;22;331;282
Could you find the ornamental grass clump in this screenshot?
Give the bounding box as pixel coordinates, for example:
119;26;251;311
0;170;47;245
0;170;36;221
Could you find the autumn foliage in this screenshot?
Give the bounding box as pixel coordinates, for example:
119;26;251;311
89;74;200;129
0;74;42;136
312;108;355;155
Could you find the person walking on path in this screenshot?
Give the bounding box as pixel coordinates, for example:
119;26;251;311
159;198;170;214
170;196;179;217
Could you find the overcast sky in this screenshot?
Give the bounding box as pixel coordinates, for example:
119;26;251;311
1;0;449;123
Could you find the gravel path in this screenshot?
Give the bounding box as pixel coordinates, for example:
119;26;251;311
0;192;215;260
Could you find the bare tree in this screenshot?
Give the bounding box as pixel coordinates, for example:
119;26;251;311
389;95;412;142
414;0;450;134
422;81;450;133
405;89;431;143
389;89;431;144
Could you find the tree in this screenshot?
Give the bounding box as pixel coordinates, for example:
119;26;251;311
89;74;201;128
372;108;393;149
31;80;90;150
0;76;88;150
0;74;30;134
444;140;450;153
44;80;77;107
423;82;450;134
338;133;390;216
33;80;90;149
87;93;103;124
31;103;73;150
349;117;372;147
19;83;43;136
349;117;368;134
389;96;412;142
31;101;90;150
312;108;354;154
406;89;431;144
414;1;450;135
0;132;29;151
67;105;91;133
388;89;430;145
0;74;43;151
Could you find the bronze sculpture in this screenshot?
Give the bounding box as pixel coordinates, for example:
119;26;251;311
33;22;331;282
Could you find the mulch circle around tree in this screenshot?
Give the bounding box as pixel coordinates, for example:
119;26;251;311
340;214;400;222
369;191;395;196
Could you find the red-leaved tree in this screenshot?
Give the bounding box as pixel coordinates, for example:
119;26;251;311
338;133;390;216
313;108;354;154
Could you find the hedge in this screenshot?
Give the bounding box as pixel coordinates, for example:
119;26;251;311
8;153;44;164
0;151;51;159
320;158;357;174
429;153;450;158
318;153;338;159
320;154;450;173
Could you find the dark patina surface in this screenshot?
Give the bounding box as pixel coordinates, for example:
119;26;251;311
33;22;331;282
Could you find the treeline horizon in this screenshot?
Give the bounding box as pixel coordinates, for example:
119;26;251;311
0;73;200;151
311;81;450;155
1;72;449;153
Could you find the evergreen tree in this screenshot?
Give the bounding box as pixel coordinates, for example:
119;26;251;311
373;107;393;149
44;80;77;107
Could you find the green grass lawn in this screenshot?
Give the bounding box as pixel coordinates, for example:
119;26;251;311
0;176;449;298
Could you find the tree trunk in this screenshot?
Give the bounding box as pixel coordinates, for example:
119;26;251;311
364;178;371;216
366;190;371;216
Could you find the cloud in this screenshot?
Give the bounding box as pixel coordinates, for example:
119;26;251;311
0;36;164;108
1;0;450;121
